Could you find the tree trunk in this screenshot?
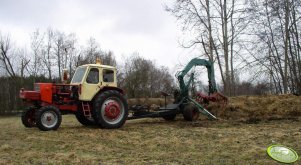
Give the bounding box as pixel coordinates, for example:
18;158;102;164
283;0;290;93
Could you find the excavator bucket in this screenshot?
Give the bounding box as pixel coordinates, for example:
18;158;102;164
196;92;228;109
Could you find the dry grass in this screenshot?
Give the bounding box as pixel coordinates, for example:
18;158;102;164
129;94;301;122
0;94;301;164
220;94;301;122
0;115;300;164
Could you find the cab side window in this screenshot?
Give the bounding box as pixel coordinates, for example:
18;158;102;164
103;69;114;82
86;68;99;84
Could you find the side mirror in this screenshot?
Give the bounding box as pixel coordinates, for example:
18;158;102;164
62;69;69;84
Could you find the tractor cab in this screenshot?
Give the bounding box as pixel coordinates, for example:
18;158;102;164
70;63;117;101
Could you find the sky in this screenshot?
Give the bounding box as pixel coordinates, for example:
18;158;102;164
0;0;199;72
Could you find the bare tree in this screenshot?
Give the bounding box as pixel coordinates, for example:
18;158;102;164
17;48;30;85
29;29;44;82
245;0;301;94
166;0;250;96
53;31;66;80
123;54;175;98
41;28;54;79
0;33;16;77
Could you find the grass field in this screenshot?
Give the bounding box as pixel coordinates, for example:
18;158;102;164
0;114;300;164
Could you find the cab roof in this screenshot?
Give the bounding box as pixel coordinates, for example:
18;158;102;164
79;64;116;70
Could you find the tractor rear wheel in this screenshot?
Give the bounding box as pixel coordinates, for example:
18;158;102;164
75;105;95;126
35;106;62;131
183;103;199;121
21;106;36;127
92;90;128;129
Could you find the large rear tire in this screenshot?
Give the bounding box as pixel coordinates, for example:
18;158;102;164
75;104;95;126
92;90;128;129
21;106;36;127
183;103;199;121
35;106;62;131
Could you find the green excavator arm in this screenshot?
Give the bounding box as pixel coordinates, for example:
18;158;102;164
176;58;217;98
176;58;218;120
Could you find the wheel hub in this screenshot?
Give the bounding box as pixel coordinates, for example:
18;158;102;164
47;116;52;121
41;111;58;128
104;101;121;119
101;97;125;125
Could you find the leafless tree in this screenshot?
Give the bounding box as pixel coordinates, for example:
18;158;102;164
17;48;30;85
0;33;16;77
41;28;54;79
166;0;250;96
29;29;44;82
244;0;301;94
123;54;175;98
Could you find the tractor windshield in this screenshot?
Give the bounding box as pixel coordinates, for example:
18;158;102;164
71;66;87;83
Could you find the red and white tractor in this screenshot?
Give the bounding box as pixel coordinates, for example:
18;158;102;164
20;60;128;131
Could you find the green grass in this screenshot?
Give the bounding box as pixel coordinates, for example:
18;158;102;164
0;115;300;164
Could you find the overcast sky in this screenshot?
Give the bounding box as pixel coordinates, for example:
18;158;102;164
0;0;200;71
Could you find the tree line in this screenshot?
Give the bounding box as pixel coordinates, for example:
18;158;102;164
0;29;175;113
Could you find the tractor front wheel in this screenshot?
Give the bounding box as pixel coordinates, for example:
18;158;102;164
92;90;128;129
35;106;62;131
183;103;199;121
21;106;36;127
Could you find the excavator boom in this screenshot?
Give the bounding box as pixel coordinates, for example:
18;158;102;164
176;58;217;98
176;58;227;119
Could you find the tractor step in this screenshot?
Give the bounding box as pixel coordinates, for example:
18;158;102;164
82;102;92;118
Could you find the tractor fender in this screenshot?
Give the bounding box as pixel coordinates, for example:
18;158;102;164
92;86;125;101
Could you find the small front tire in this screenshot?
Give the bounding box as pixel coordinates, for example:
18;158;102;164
35;106;62;131
21;106;36;127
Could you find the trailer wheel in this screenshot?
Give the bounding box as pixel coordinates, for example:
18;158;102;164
21;106;36;127
75;106;95;126
162;113;177;121
92;90;128;129
183;103;199;121
35;106;62;131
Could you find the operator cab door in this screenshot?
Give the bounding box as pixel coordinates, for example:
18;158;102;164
101;69;117;87
81;67;101;101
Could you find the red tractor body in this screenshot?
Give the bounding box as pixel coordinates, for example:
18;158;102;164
20;83;78;112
